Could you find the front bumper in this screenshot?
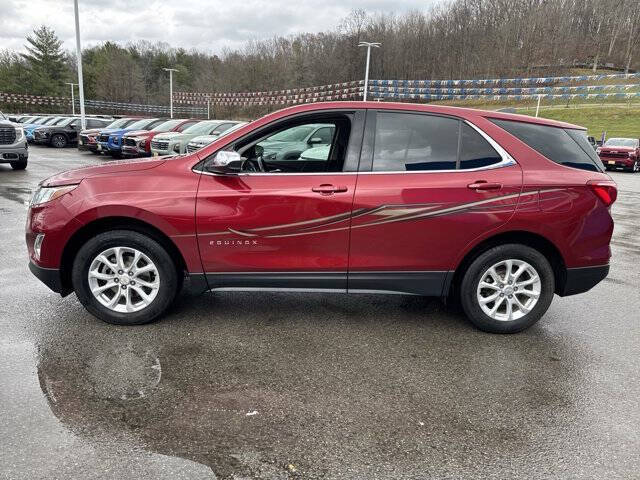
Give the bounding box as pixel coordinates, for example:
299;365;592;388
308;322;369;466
557;264;609;296
0;140;28;163
28;261;71;296
600;156;634;168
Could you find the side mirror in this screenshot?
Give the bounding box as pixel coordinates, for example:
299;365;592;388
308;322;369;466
308;137;323;145
206;151;243;174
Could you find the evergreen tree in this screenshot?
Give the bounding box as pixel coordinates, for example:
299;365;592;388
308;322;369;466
20;26;69;96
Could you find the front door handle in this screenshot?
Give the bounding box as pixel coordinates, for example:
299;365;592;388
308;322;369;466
467;181;503;191
312;184;348;194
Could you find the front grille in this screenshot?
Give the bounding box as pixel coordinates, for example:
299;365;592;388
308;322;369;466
99;134;109;143
187;144;200;154
123;138;137;147
600;152;628;158
0;126;17;145
80;134;94;143
151;140;168;150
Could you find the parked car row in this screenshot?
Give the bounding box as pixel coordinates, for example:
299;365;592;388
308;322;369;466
78;117;248;158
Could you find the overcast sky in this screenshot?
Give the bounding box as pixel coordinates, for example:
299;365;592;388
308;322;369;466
1;0;435;54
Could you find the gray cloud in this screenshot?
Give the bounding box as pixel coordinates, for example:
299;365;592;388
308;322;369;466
1;0;434;54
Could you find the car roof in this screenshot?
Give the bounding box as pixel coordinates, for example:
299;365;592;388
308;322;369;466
261;101;584;130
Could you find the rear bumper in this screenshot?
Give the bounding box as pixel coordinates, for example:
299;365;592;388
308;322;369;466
557;264;609;296
28;262;71;296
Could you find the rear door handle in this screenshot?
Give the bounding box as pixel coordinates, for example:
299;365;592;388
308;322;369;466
312;184;348;194
467;181;503;191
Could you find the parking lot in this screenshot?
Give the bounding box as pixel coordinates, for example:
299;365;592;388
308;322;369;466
1;145;639;479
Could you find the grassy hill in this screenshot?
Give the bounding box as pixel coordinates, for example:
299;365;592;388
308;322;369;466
525;105;640;138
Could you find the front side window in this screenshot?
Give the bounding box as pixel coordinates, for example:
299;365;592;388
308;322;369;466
490;118;604;172
218;116;350;173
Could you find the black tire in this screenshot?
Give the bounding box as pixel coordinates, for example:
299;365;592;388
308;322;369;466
51;134;67;148
10;160;27;170
459;244;555;334
72;230;179;325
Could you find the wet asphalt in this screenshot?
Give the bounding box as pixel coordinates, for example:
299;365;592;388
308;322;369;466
0;146;638;480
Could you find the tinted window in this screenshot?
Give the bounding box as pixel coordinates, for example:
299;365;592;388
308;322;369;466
459;124;502;169
490;118;603;172
212;123;234;134
373;113;458;171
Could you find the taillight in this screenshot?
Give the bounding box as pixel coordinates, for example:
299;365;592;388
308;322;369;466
587;180;617;207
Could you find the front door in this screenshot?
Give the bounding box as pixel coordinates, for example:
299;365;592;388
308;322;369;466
348;110;523;295
195;111;363;291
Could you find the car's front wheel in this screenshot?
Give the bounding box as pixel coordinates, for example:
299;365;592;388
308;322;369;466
10;160;27;170
460;244;555;333
72;230;179;325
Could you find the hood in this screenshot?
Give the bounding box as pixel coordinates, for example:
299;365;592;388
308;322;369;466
154;132;186;141
189;135;217;144
42;158;166;187
599;146;635;152
122;129;152;138
80;128;102;135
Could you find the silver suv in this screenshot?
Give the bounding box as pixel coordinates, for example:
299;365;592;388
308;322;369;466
0;116;28;170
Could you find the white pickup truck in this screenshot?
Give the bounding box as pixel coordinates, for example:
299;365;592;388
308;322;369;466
0;112;28;170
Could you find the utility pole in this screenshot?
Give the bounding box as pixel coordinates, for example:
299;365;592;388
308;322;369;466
163;68;179;118
73;0;86;130
65;82;78;115
358;41;381;101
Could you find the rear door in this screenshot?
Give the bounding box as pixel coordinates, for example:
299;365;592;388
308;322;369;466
348;110;523;295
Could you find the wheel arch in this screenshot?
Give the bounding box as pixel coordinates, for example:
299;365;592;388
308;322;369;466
59;216;188;292
447;230;567;297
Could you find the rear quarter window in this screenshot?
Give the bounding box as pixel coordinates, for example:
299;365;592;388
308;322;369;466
489;118;604;172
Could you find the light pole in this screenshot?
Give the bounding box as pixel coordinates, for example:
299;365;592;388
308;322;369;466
163;68;179;118
65;82;78;115
73;0;86;130
358;41;381;101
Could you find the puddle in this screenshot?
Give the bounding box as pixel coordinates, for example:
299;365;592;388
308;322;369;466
0;186;33;206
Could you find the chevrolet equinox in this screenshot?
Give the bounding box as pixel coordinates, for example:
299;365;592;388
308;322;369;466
26;102;616;333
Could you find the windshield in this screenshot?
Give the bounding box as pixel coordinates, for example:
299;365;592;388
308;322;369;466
106;118;134;129
604;138;638;147
0;112;6;120
152;119;183;132
182;121;220;135
269;126;314;142
126;119;156;130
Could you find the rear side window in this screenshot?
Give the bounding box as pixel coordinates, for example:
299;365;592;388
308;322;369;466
490;118;603;172
459;123;502;169
372;113;458;171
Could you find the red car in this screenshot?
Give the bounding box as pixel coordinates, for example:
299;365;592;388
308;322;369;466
26;102;616;333
78;117;142;154
121;118;200;157
597;137;640;172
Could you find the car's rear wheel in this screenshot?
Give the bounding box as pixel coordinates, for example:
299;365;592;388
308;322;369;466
72;230;179;325
51;134;67;148
460;244;555;333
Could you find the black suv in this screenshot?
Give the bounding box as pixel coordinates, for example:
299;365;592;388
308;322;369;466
33;117;112;148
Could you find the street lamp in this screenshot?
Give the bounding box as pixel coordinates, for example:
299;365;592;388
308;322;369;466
73;0;86;130
65;82;78;115
163;68;179;118
358;41;381;101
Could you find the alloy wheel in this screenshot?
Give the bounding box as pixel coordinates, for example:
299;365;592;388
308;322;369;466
87;246;160;313
476;259;541;322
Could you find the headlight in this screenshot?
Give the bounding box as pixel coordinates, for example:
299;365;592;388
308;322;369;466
629;152;636;158
15;127;24;141
30;185;78;206
596;147;601;154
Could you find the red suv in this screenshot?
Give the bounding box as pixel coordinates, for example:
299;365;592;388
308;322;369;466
26;102;616;333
